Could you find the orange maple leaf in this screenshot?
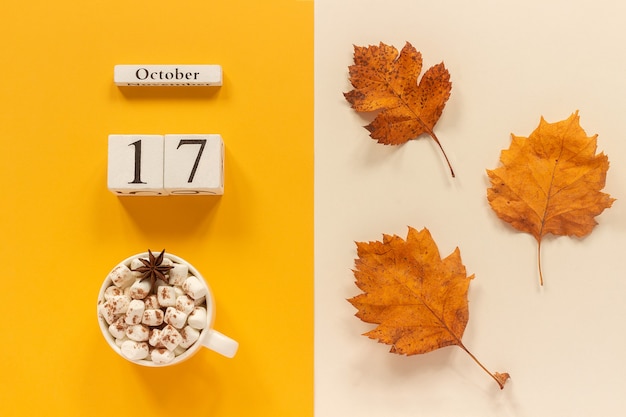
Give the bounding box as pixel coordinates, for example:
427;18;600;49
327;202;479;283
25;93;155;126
349;227;510;389
487;111;615;285
344;42;455;177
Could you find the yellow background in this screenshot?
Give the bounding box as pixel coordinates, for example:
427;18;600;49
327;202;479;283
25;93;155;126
0;0;313;416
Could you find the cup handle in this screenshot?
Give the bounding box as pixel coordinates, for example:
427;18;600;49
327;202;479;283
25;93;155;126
202;329;239;358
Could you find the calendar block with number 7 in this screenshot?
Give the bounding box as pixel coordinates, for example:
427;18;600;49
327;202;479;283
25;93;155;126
164;134;224;195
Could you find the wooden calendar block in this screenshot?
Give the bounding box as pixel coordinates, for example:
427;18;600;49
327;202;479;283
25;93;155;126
108;135;165;196
164;134;224;195
114;65;222;86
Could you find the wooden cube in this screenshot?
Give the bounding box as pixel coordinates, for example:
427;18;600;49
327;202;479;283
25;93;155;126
164;134;224;195
107;135;165;196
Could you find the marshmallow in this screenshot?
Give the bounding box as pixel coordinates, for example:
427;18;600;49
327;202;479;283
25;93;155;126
187;306;208;330
182;276;207;300
109;317;128;339
142;309;164;326
160;325;183;351
126;324;150;342
175;295;195;314
130;279;152;299
151;347;175;365
164;307;188;329
179;325;200;349
98;301;117;325
124;299;146;325
110;295;131;313
115;336;129;347
130;257;146;275
104;285;124;300
120;340;150;361
157;286;177;307
161;257;173;267
168;263;188;286
173;345;187;356
148;328;163;347
174;286;185;299
99;294;131;324
144;294;160;310
108;264;134;288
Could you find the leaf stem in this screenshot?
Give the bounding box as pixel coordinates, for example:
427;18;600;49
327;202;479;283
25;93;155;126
428;130;455;178
537;240;544;286
457;341;507;389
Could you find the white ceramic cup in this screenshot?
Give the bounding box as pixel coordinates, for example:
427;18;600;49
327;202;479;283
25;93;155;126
97;252;238;366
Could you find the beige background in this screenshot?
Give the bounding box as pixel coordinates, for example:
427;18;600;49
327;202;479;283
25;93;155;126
315;1;626;415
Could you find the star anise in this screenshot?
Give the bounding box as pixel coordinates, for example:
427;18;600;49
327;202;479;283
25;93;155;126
132;249;174;289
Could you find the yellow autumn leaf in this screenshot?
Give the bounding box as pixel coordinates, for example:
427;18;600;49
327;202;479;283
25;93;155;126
487;111;615;285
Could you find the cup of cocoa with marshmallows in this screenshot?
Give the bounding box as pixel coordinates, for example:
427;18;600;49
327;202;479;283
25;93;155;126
97;250;238;366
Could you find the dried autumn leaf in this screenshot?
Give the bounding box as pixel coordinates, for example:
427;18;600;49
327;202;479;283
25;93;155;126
487;111;615;285
344;42;455;177
349;227;509;389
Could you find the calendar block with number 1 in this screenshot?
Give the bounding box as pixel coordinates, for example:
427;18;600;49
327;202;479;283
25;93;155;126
107;134;224;196
107;135;166;196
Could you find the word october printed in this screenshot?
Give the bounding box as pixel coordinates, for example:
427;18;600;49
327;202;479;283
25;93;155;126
136;68;199;81
114;65;222;86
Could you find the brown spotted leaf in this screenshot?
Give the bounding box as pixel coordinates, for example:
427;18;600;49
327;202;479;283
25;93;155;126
487;111;615;285
349;227;509;389
344;42;454;176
